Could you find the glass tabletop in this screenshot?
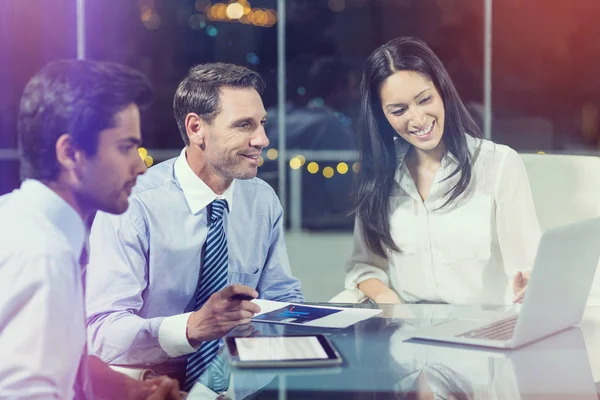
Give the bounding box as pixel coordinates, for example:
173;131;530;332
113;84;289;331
188;304;600;399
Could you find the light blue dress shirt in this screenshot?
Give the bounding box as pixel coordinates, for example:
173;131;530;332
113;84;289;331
0;180;86;399
86;149;303;370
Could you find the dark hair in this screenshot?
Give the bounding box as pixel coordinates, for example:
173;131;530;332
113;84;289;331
173;62;266;145
354;37;481;258
18;59;153;181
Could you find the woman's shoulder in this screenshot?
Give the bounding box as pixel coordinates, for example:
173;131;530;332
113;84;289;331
469;136;519;164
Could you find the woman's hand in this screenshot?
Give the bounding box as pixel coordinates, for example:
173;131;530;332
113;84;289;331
512;270;530;303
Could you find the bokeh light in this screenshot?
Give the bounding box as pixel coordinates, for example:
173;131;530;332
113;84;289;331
144;155;154;167
266;148;278;160
289;157;302;170
212;3;228;20
206;25;218;37
352;162;360;173
189;13;206;30
323;166;334;178
138;147;148;159
311;98;325;108
307;162;319;174
246;52;260;65
265;9;277;26
143;13;161;30
226;2;244;19
336;162;349;174
239;0;251;15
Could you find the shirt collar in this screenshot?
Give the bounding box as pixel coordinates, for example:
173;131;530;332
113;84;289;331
393;134;480;173
174;148;235;215
20;179;86;261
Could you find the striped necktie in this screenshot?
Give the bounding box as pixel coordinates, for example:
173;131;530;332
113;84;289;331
184;199;229;392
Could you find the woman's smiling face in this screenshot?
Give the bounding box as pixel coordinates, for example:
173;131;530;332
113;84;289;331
379;70;445;153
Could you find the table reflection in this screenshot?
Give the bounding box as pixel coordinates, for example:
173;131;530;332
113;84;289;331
188;305;600;399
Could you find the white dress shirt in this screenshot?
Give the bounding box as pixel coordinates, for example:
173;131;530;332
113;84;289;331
0;180;86;399
345;136;541;305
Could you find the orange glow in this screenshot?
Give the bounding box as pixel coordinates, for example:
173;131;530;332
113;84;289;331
265;10;277;26
237;0;251;15
246;9;255;24
254;9;267;26
141;9;154;22
213;3;228;20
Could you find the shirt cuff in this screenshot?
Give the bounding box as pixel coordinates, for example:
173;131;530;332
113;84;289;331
158;312;199;357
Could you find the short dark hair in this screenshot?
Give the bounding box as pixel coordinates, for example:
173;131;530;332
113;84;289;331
355;37;482;258
173;62;266;145
18;59;153;181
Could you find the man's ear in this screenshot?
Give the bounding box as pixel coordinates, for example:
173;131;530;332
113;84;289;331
55;133;80;171
186;113;207;147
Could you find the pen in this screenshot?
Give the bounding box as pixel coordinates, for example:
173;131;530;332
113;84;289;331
231;293;255;301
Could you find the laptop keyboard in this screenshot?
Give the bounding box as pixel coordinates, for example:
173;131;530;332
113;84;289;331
456;315;518;341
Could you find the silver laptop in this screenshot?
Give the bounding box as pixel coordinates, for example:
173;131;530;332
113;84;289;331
408;217;600;349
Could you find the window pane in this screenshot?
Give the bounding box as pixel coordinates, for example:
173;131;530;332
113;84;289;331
0;0;77;195
492;0;600;153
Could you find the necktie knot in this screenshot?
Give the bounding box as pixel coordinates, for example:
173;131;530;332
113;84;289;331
210;199;228;222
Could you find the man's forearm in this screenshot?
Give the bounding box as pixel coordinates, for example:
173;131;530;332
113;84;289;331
87;313;172;365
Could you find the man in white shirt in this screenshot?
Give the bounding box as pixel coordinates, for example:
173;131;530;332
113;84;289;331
0;60;180;399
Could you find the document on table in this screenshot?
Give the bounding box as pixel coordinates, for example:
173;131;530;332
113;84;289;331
251;299;382;328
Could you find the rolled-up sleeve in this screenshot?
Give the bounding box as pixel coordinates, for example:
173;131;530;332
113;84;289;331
344;217;390;290
494;149;542;292
257;194;304;303
86;199;195;365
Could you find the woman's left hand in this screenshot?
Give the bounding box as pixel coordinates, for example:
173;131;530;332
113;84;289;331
512;270;531;303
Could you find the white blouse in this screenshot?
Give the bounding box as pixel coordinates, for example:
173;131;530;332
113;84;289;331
345;136;542;305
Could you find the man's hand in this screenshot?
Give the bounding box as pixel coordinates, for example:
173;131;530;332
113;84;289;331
125;376;182;400
145;376;182;400
373;288;402;304
186;284;261;344
512;270;530;303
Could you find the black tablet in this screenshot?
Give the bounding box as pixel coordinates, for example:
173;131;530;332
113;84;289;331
224;334;343;368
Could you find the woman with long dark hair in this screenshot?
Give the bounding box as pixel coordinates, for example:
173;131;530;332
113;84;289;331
344;37;540;305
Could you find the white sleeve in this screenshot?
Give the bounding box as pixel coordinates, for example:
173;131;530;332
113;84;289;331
494;148;542;279
0;252;84;399
158;312;199;357
344;217;390;290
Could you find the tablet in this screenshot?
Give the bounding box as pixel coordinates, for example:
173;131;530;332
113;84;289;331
224;334;343;368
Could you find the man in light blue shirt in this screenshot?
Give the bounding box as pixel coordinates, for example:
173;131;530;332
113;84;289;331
0;60;181;398
85;63;304;386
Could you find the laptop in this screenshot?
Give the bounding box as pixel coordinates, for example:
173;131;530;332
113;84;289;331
407;217;600;349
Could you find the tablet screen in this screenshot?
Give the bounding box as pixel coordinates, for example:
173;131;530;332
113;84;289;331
234;336;329;361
